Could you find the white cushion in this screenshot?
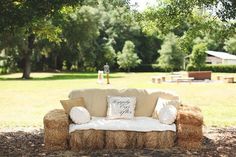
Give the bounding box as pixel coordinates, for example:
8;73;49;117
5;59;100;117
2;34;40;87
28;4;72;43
107;96;136;119
69;117;176;133
153;97;180;119
70;106;91;124
159;105;177;125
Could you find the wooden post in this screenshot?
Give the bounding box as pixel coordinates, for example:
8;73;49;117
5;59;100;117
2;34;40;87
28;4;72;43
106;73;110;84
104;63;110;84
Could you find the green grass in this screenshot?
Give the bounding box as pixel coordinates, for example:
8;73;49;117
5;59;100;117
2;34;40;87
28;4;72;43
0;72;236;128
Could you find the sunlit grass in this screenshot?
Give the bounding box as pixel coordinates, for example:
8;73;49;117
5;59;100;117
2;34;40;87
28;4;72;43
0;72;236;127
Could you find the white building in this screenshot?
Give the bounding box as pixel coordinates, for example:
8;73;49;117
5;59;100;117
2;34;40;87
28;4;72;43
206;51;236;65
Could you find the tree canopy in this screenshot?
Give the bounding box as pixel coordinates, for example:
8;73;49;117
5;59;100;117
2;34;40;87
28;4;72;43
117;40;141;72
189;43;207;70
224;35;236;55
157;33;184;71
0;0;235;76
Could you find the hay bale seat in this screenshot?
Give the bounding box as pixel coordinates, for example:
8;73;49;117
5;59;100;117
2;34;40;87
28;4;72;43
69;130;175;151
44;105;203;151
69;130;105;151
176;105;203;149
44;109;69;150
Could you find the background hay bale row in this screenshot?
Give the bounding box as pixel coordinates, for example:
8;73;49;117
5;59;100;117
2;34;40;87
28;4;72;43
44;109;70;151
69;130;175;150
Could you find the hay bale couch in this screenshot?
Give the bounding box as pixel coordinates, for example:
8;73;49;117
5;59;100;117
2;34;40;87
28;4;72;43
44;89;203;151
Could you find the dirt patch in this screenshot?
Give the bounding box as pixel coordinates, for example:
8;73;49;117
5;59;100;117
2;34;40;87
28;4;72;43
0;127;235;157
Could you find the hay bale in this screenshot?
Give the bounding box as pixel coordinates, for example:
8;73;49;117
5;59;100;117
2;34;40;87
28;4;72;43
136;132;145;148
44;128;69;145
177;124;203;140
176;106;203;126
44;109;69;150
44;109;69;129
176;105;203;150
105;131;136;149
105;131;175;149
178;140;202;150
144;132;159;148
44;128;69;150
144;131;175;149
156;131;176;149
70;130;105;151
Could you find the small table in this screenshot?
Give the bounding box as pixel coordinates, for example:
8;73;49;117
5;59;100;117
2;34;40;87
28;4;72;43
175;77;194;84
170;75;182;81
223;77;234;83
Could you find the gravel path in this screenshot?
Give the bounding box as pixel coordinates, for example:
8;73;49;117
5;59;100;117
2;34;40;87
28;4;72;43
0;127;235;157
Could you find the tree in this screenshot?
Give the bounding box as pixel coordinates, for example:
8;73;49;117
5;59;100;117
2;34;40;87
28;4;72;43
224;35;236;55
117;40;141;72
157;33;184;71
95;43;116;69
60;5;101;69
189;43;207;70
0;0;82;79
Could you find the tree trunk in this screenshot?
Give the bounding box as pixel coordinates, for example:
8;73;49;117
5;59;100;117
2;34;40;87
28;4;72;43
53;55;57;70
22;53;31;79
22;33;35;79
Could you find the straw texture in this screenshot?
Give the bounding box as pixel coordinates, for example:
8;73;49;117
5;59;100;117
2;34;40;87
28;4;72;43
178;140;202;149
176;106;203;126
105;131;175;149
144;131;176;149
70;130;105;151
44;109;69;150
176;105;203;150
177;124;203;140
68;130;175;150
105;131;137;149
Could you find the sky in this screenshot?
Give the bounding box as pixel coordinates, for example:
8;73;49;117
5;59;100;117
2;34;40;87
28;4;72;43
129;0;157;11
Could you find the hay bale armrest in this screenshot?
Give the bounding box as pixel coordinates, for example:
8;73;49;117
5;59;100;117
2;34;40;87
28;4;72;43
176;105;203;150
44;109;69;151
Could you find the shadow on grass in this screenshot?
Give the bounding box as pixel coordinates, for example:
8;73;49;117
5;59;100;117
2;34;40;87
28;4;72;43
0;73;123;81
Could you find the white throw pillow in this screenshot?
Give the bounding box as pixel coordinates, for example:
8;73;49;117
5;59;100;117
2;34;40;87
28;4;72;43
159;105;177;125
107;96;136;119
70;106;91;124
152;97;180;119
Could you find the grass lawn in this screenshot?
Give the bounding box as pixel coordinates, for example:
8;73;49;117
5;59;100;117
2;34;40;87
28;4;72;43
0;72;236;128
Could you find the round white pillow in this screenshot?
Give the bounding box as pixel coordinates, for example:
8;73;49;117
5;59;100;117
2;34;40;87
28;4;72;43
70;106;91;124
159;105;177;125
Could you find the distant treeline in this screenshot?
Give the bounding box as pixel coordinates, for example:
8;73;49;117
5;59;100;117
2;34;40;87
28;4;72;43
0;0;235;77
